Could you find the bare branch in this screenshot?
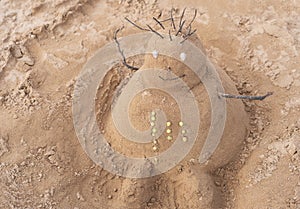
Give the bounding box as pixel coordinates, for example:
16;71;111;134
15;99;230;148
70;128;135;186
171;8;176;30
187;24;192;35
218;92;273;101
187;9;197;29
176;20;186;36
180;29;197;44
178;8;186;30
146;24;164;39
153;17;165;30
113;27;139;71
124;17;149;31
157;11;162;19
169;29;172;41
160;17;172;23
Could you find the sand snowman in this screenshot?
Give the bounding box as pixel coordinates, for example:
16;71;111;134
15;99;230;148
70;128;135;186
74;11;249;208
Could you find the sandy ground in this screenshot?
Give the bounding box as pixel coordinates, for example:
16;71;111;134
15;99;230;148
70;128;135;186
0;0;299;209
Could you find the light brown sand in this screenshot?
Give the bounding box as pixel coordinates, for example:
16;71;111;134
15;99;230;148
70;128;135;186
0;0;299;208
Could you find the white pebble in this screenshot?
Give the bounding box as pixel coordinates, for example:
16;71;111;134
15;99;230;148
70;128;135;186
152;128;157;133
180;52;186;61
152;50;159;59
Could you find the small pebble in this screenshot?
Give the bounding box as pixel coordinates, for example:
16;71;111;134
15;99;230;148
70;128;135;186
180;52;186;61
152;128;157;133
182;136;188;142
166;121;172;127
152;146;158;151
167;136;173;141
150;122;155;126
166;129;172;134
179;121;184;127
151;116;156;121
181;130;186;134
152;50;158;59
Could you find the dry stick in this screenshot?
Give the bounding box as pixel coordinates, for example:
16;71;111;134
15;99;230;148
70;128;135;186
179;8;186;27
170;8;176;30
176;8;187;36
157;11;162;19
113;27;139;71
186;24;192;35
124;17;149;31
218;92;273;101
159;74;186;81
180;29;197;44
169;29;172;41
176;20;186;36
153;17;165;30
187;9;197;29
189;81;202;91
146;24;164;39
160;17;172;23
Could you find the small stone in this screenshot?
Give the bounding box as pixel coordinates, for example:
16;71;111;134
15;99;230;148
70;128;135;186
76;192;85;201
108;195;112;199
152;146;158;151
189;158;195;164
152;128;157;133
150;122;155;126
179;121;184;127
166;121;172;127
167;136;173;141
214;181;221;187
181;130;186;134
166;129;172;134
152;50;158;59
151;116;156;121
180;52;187;61
182;137;188;142
10;45;23;58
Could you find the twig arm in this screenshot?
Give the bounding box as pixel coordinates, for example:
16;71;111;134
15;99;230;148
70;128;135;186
113;27;139;71
218;92;273;101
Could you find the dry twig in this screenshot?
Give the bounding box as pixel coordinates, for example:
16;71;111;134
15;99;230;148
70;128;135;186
146;24;164;39
170;8;176;30
180;29;197;43
218;92;273;101
125;17;149;31
153;17;165;30
168;29;172;41
178;8;186;30
176;20;186;36
113;27;139;71
187;9;197;29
